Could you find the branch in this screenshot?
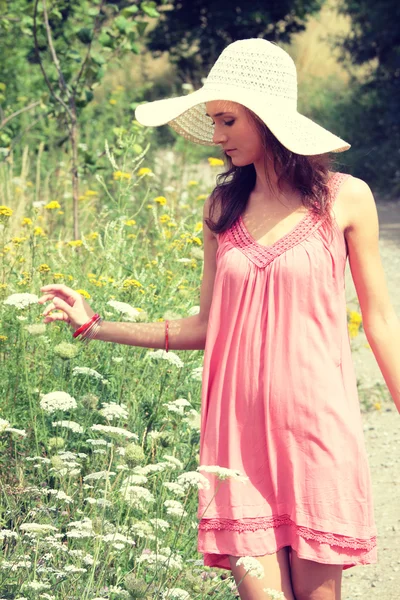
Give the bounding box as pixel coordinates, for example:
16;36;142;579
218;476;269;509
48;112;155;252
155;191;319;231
0;101;41;130
73;0;106;91
42;0;71;103
33;0;73;123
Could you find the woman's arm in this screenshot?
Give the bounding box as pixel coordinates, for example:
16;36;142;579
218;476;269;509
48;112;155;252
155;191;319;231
345;176;400;414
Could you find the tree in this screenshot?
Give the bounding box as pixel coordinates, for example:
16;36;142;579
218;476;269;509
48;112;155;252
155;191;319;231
146;0;326;85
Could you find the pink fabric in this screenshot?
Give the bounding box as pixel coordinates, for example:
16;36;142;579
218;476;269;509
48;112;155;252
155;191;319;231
197;172;377;571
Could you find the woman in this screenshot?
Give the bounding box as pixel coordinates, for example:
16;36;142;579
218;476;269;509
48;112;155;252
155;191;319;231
38;39;400;600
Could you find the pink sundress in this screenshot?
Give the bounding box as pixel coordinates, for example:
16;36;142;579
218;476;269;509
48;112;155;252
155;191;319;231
197;171;377;571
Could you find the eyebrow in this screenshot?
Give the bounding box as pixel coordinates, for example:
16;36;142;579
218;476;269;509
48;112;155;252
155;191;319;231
205;111;234;118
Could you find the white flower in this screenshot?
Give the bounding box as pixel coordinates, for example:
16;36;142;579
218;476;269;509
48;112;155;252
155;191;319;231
111;356;124;363
135;463;167;475
102;532;135;546
162;455;183;469
145;349;184;368
187;305;200;316
164;499;187;517
98;402;129;421
191;366;203;381
121;473;148;486
90;424;138;439
163;398;191;416
20;523;58;534
72;366;109;384
236;556;265;579
163;482;186;497
40;391;77;414
0;418;26;436
83;471;116;481
149;518;170;532
52;420;84;434
25;323;47;336
120;485;155;509
136;550;183;570
0;529;19;540
177;471;210;491
263;589;286;600
3;293;39;309
182;409;201;430
197;465;249;482
107;300;142;321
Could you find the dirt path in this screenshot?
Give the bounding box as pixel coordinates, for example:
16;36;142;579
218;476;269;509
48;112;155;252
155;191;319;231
342;198;400;599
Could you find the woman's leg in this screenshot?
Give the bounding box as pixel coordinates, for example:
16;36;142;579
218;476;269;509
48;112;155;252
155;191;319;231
290;549;343;600
229;547;296;600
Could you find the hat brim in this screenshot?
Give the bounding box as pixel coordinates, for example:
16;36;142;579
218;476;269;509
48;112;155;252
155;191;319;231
135;88;350;155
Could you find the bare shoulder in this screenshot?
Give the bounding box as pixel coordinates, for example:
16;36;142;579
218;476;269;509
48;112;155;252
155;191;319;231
335;174;376;233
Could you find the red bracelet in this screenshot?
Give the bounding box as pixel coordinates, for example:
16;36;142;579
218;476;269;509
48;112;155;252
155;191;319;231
165;319;169;352
73;314;100;339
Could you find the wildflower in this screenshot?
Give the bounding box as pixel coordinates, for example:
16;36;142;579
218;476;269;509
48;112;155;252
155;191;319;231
162;589;190;600
3;292;39;309
107;299;142;321
99;401;129;421
20;523;58;534
164;398;191;416
102;532;135;546
83;470;116;481
264;589;286;600
40;391;77;414
52;420;84;434
188;180;198;186
121;473;148;486
47;437;65;451
85;190;98;196
34;226;46;236
150;518;170;532
208;157;224;167
120;485;155;509
145;349;184;368
45;201;61;210
177;471;210;491
25;323;46;336
0;418;26;436
122;278;143;288
163;482;186;497
54;342;79;359
162;455;184;469
124;443;145;468
72;366;108;383
67;240;83;247
124;219;136;226
164;499;187;518
21;217;33;226
160;214;171;223
236;556;265;579
191;366;203;381
0;205;13;221
90;424;138;440
113;171;132;180
154;196;167;205
109;98;117;105
38;263;51;273
197;465;249;482
137;167;153;177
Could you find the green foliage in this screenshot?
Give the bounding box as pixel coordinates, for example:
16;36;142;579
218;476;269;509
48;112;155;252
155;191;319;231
147;0;326;84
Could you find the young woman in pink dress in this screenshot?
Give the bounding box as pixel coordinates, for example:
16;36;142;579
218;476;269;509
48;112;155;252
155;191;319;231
38;39;400;600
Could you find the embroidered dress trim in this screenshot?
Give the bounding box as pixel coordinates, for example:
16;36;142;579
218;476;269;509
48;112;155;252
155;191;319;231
199;515;376;551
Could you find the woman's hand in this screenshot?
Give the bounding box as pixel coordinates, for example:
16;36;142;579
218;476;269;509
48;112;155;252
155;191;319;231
38;284;96;331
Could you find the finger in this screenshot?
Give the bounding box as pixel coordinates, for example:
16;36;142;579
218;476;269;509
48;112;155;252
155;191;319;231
43;312;68;324
40;285;81;305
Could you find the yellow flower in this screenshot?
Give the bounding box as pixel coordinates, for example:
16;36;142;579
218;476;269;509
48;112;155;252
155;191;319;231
12;237;27;245
78;195;87;201
159;215;171;223
33;227;46;237
127;233;137;239
188;180;198;186
196;194;208;201
154;196;167;205
45;201;61;210
374;402;381;411
137;167;153;177
115;85;125;91
348;323;360;339
124;219;137;226
26;181;33;187
84;232;99;240
194;222;203;233
85;190;98;196
21;217;33;226
122;279;143;288
0;335;8;342
109;99;117;105
348;310;362;326
192;236;202;246
67;240;83;247
113;171;132;181
0;205;13;218
38;264;51;273
167;222;177;228
58;211;64;215
208;157;224;167
53;273;65;280
76;289;91;299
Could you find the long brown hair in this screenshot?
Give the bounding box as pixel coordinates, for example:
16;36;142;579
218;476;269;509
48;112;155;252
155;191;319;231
204;108;339;235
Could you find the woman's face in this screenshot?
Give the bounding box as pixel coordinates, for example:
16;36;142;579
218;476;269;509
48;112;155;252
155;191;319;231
205;100;265;166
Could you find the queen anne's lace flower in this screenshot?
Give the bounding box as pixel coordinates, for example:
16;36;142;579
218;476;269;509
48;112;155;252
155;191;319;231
3;293;39;309
164;398;191;416
162;589;190;600
107;299;142;321
177;471;210;490
145;349;184;368
197;465;249;482
40;391;77;414
264;589;286;600
90;424;138;439
52;420;84;434
98;401;129;421
236;556;265;579
72;366;109;384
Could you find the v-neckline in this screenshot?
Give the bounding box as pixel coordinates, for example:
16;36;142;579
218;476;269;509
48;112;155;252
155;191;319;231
238;210;313;250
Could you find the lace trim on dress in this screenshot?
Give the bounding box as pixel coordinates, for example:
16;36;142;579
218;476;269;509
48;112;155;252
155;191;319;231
199;515;376;551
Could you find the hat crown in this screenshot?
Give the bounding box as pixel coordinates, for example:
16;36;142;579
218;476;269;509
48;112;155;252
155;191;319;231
204;38;297;107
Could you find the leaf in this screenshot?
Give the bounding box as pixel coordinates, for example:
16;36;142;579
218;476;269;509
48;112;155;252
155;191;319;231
98;31;113;48
114;15;129;34
140;1;160;18
130;42;141;55
77;27;93;45
121;6;139;16
91;52;106;66
135;21;148;37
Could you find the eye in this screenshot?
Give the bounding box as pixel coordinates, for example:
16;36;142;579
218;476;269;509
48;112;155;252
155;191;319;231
225;120;235;126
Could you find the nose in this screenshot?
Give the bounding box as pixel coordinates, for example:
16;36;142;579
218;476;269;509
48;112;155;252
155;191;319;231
212;124;229;145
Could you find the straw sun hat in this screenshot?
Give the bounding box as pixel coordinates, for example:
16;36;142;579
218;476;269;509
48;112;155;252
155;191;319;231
135;38;350;156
